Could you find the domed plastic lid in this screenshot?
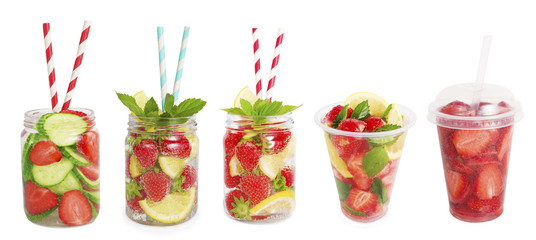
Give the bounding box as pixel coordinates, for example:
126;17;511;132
428;83;523;129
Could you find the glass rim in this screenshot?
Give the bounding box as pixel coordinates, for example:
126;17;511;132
314;102;416;137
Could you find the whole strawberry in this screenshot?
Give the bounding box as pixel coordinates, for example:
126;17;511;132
263;129;291;154
140;171;170;202
224;130;245;156
77;131;99;164
225;189;252;220
281;166;294;187
159;134;191;159
133;139;158;169
126;179;146;213
177;165;197;191
236;141;262;172
238;173;272;205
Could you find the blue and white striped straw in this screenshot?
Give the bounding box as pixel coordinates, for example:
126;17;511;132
173;26;190;101
157;26;167;108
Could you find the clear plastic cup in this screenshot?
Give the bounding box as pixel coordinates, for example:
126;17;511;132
428;83;523;222
315;103;416;222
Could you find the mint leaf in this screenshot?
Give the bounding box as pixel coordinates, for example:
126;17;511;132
144;97;159;116
350;100;370;120
371;177;388;205
240;99;254;115
258;101;283;116
164;94;175;113
173;98;207;117
335;178;352;201
341;202;367;217
222;107;247;115
253;99;270;112
373;124;401;132
362;147;389;178
116;92;144;116
331;104;349;129
276;104;302;115
380;104;393;121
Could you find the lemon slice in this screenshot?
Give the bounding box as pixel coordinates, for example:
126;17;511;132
159;156;188;179
385;103;404;126
186;134;199;160
250;190;295;216
259;137;295;179
344;92;389;117
324;132;353;178
386;132;407;161
139;189;196;223
234;86;259;108
129;155;144;178
229;155;245;177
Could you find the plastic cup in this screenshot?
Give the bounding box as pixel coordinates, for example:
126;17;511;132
315;103;416;222
428;83;523;222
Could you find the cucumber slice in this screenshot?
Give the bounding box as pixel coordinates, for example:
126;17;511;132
49;172;81;195
73;167;100;189
37;113;88;147
61;147;91;166
26;206;58;222
89;200;99;218
22;133;48;181
32;158;74;187
83;190;100;204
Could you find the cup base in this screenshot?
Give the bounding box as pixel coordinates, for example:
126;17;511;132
449;205;503;223
340;205;387;223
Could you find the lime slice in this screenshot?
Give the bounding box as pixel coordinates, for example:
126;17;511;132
134;91;150;109
139;189;196;223
234;86;259;108
129;155;145;178
386;132;407;161
250;190;295;216
229;155;245;177
344;92;389;117
385;103;404;126
159;156;188;179
259;137;295;179
324;133;353;178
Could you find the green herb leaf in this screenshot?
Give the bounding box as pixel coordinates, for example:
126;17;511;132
341;202;368;217
173;98;207;117
144;97;159;115
253;99;270;112
380;104;393;121
362;147;389;178
372;124;402;132
240;99;254;115
258;101;283;116
331;104;349;129
350;100;370;120
222;107;247;115
335;178;352;201
371;177;388;205
276;104;302;115
368;135;400;147
116;92;144;116
164;94;175;113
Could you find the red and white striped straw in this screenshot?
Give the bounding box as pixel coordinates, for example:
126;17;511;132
252;28;263;99
265;28;284;102
43;23;60;112
62;20;91;111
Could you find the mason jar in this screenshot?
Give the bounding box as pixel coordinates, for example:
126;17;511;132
125;115;198;225
22;108;99;227
223;113;296;222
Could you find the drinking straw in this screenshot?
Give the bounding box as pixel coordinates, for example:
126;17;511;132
172;26;190;102
61;20;91;111
42;23;60;112
265;28;284;102
252;28;263;99
470;35;492;110
157;27;168;108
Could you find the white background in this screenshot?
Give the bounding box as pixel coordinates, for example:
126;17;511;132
1;0;534;239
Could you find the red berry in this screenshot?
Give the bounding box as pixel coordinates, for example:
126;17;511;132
475;164;503;200
323;105;354;126
263;129;292;154
338;118;366;132
467;196;502;213
140;171;170;202
452;129;498;158
77;131;99;164
497;126;513;163
331;135;368;162
238;173;272;205
133;139;158;169
77;164;99;181
224;130;245;156
225;189;253;219
225;154;241;188
159;135;191;159
345;188;378;214
58;190;93;226
281;166;295;187
236;141;262;172
440;101;476;116
348;160;372;190
364;117;385;132
24;180;58;215
180;165;197;191
445;170;470;203
29;140;62;166
126;188;146;213
465;148;500;167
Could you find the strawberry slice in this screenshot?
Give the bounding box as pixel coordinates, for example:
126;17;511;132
345;188;378;214
467;195;502;213
446;155;473;174
29;140;62;166
497;126;513;163
475;164;503;200
77;131;99;164
59;190;93;226
440;101;476;116
452;129;498;158
465;148;500;167
24;180;59;215
78;164;99;181
445;170;470;203
331;135;367;162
